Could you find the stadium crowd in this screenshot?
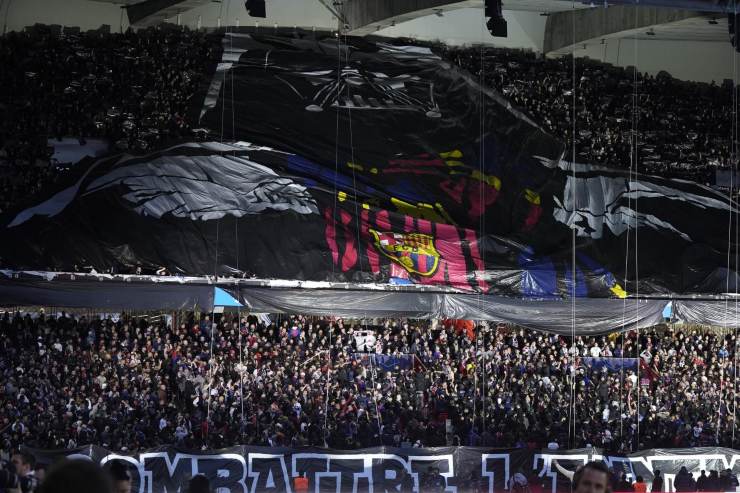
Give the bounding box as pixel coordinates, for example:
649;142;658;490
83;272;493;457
0;309;738;456
445;47;734;184
0;24;217;214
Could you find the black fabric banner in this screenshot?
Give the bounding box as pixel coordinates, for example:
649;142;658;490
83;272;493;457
25;445;740;493
2;34;738;298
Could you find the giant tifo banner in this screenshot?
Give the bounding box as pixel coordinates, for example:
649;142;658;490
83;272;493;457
26;446;740;493
2;33;738;297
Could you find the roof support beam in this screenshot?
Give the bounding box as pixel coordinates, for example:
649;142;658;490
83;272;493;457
126;0;211;27
343;0;477;36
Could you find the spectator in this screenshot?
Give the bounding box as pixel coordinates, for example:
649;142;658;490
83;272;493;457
721;469;739;492
706;471;720;492
510;470;531;493
617;474;634;492
400;469;415;493
573;461;611;493
651;470;663;493
186;474;211;493
106;461;131;493
0;457;21;491
633;475;647;493
293;472;309;493
11;451;38;493
697;470;709;491
37;459;112;493
674;467;697;492
444;46;733;185
0;25;217;216
425;467;446;493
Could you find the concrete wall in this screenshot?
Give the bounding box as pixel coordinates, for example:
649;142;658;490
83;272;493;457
1;0;337;34
577;37;736;83
2;0;130;33
377;8;547;51
380;8;734;84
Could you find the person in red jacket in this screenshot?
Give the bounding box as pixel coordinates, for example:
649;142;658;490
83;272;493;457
294;472;309;493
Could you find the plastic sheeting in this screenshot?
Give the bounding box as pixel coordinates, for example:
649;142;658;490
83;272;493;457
4;271;739;335
0;272;213;311
239;287;667;335
672;299;740;327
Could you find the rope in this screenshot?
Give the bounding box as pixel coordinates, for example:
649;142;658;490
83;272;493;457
473;323;478;438
205;7;232;445
632;0;641;451
365;316;383;445
238;308;244;434
568;0;578;450
733;1;739;446
205;311;216;447
323;18;344;445
723;47;735;444
478;7;488;438
343;32;363;276
220;29;228;142
2;0;12;36
231;24;236;148
618;0;639;453
214;219;220;278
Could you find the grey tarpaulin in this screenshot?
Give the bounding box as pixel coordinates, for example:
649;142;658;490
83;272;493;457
0;271;213;311
673;299;740;327
0;271;717;334
239;287;667;335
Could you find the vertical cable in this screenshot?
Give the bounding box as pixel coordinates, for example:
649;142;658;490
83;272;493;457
632;0;640;450
474;13;486;438
214;219;220;278
231;22;236;147
479;9;488;438
230;14;239;275
2;0;12;35
365;315;383;445
618;1;636;453
205;309;216;447
324;20;344;445
473;324;478;437
342;33;364;277
568;0;578;450
733;0;739;447
238;308;244;433
220;26;228;143
723;39;734;444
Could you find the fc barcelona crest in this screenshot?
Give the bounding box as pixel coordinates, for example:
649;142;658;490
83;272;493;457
369;229;440;276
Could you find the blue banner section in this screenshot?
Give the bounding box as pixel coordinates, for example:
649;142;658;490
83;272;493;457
581;357;638;372
213;287;242;307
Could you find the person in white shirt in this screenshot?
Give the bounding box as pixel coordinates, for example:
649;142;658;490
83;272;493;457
693;423;703;438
